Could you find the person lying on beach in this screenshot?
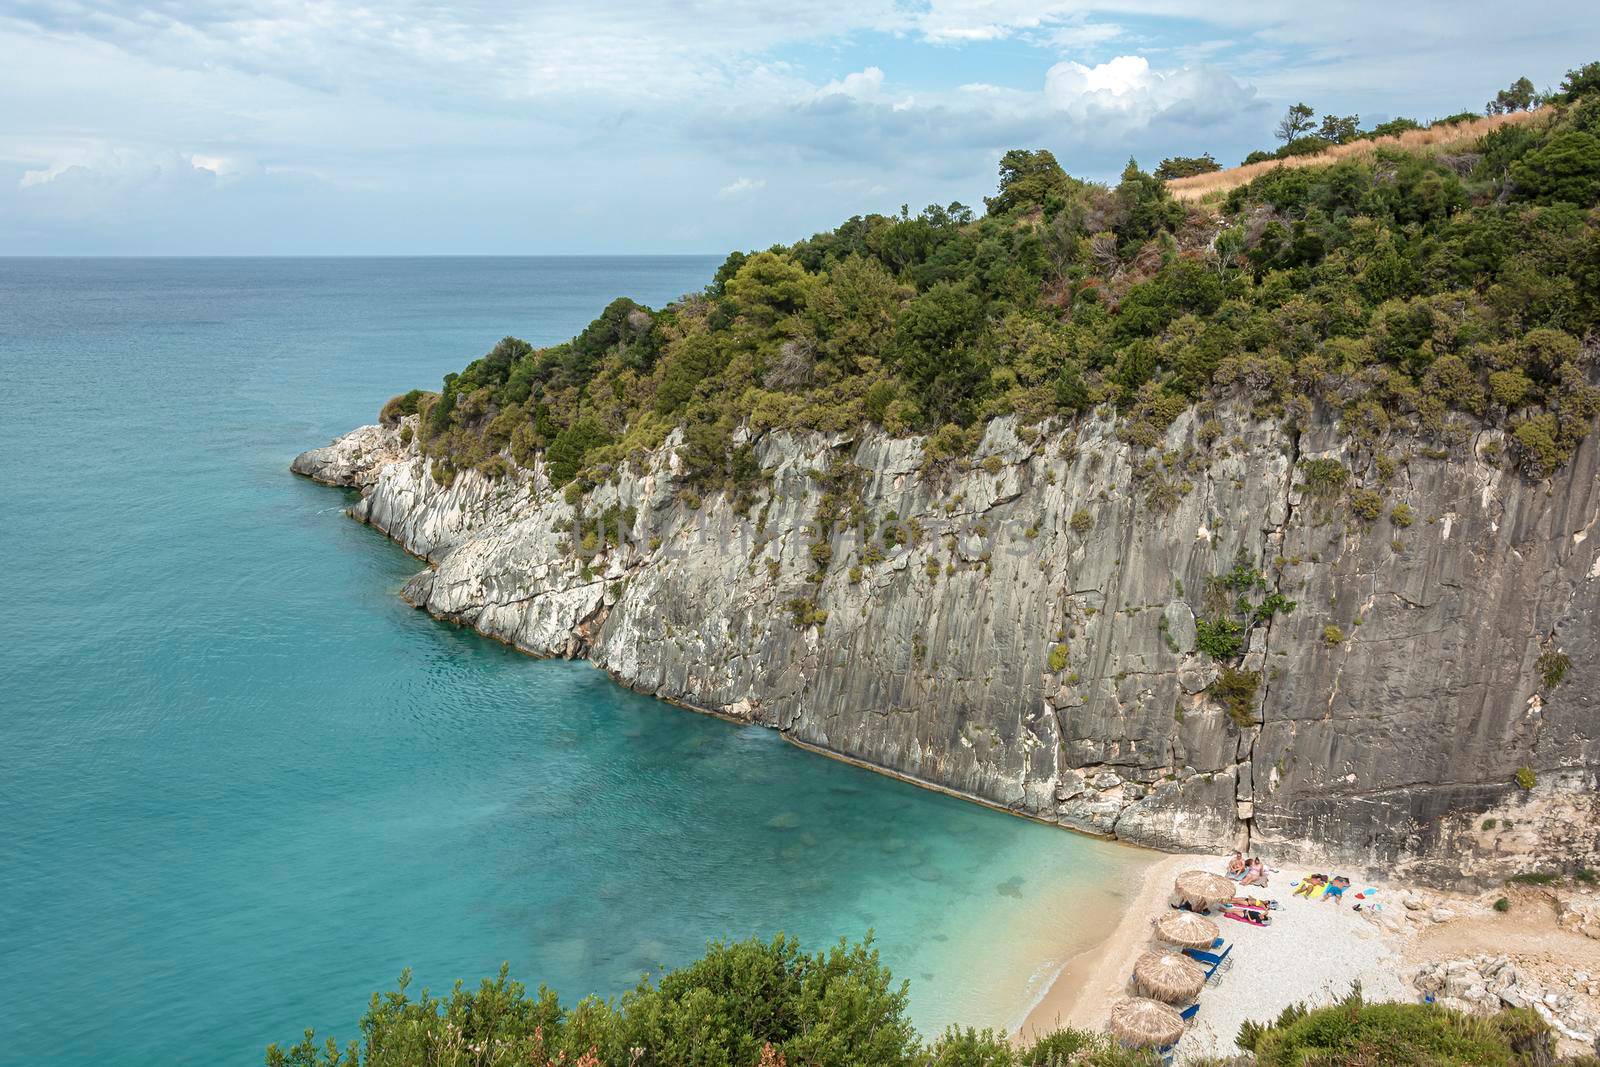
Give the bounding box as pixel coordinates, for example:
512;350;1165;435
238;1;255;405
1240;859;1269;887
1226;851;1246;877
1222;904;1271;925
1292;874;1328;898
1322;876;1351;904
1227;895;1278;911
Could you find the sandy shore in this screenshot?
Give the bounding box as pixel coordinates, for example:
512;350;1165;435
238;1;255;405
1016;854;1410;1060
1017;853;1208;1040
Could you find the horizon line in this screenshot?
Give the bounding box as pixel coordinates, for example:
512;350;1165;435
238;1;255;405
0;252;727;259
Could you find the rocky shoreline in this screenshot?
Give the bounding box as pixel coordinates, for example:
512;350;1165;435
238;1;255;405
293;409;1599;886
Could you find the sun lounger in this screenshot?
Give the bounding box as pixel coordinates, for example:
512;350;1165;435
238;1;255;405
1182;943;1232;980
1155;1004;1201;1066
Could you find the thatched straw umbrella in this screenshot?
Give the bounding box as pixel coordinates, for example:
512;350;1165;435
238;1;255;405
1108;997;1185;1049
1173;870;1236;909
1132;950;1206;1004
1154;910;1220;951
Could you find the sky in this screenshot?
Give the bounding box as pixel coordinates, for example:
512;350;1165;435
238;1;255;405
2;1;1595;255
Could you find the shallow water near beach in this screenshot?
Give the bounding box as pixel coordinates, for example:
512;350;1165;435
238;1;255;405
1;256;1147;1065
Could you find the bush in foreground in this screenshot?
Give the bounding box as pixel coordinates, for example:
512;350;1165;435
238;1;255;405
266;939;1595;1065
265;935;1154;1067
1236;985;1570;1066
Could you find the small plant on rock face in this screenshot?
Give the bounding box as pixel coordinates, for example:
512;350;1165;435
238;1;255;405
1070;509;1093;533
1213;666;1262;728
786;598;828;628
1348;487;1383;521
1390;502;1414;528
1510;871;1556;885
1536;649;1570;688
1196;617;1244;659
1323;624;1345;646
1048;643;1070;672
1493;897;1511;913
1297;457;1349;500
1514;766;1537;791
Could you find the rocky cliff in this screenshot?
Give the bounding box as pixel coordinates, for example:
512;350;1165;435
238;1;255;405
293;410;1600;886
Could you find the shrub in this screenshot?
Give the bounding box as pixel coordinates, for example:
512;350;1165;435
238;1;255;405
1509;871;1556;885
1323;625;1345;646
1048;643;1070;672
546;419;612;486
266;936;924;1067
1390;502;1414;528
379;389;429;424
1535;649;1570;688
1154;154;1221;180
786;598;828;628
1510;129;1600;205
1213;666;1261;727
1242;990;1552;1066
1514;766;1537;791
1297;458;1349;500
1348;487;1383;521
1069;509;1093;534
1494;897;1511;912
1195;617;1244;660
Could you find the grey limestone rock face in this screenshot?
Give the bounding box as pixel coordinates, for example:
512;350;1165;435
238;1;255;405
292;408;1600;885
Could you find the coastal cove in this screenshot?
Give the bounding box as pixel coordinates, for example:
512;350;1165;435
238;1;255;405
1;257;1149;1066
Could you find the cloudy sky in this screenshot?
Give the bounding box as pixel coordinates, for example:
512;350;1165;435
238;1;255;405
2;2;1593;254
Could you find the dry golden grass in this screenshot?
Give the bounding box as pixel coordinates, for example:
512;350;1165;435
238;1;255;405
1165;109;1550;202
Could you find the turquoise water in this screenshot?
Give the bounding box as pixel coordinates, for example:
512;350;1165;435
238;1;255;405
1;257;1146;1066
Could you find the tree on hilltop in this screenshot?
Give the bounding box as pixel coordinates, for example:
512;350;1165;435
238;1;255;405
1559;60;1600;101
1487;76;1538;114
1154;154;1222;180
1317;113;1361;144
1276;102;1316;144
983;148;1072;216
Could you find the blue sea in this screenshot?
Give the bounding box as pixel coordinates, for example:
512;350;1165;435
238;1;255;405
0;257;1146;1065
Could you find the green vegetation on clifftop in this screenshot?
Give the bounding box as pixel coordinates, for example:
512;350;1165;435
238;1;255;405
399;67;1600;496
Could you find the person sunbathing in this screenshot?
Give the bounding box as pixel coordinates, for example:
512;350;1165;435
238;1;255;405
1226;850;1246;878
1227;895;1278;911
1239;858;1269;887
1222;904;1271;925
1322;876;1351;904
1292;874;1328;898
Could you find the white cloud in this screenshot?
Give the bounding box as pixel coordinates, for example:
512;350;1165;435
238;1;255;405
1044;54;1259;128
718;177;766;198
815;66;885;101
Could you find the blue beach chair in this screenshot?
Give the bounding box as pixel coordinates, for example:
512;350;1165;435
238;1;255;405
1182;943;1232;980
1155;1004;1200;1066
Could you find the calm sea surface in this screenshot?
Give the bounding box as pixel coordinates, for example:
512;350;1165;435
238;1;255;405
0;257;1146;1065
